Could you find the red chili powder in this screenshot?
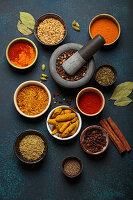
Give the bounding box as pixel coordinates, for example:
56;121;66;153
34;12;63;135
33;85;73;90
8;42;35;67
78;92;102;114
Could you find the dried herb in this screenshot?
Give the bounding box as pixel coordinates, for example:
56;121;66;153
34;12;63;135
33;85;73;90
17;20;33;35
20;12;35;30
114;97;132;106
110;82;133;106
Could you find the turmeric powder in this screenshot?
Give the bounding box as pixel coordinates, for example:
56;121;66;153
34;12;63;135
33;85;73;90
90;18;119;45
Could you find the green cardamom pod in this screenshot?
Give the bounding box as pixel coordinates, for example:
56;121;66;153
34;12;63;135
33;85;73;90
40;77;47;81
42;74;48;78
42;64;45;71
72;20;76;26
72;24;80;31
75;22;80;28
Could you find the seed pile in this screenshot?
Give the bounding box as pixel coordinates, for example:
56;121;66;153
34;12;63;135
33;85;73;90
64;159;81;176
96;66;115;86
83;128;107;153
19;135;45;161
17;85;49;115
37;18;65;44
56;50;87;81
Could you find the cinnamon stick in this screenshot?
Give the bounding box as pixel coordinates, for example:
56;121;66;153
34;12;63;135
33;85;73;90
100;119;125;154
107;117;131;152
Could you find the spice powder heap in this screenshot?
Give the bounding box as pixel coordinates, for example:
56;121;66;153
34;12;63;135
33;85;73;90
64;159;81;176
96;66;115;86
56;50;87;81
19;135;45;161
17;85;49;116
37;18;65;44
90;18;119;45
9;42;35;67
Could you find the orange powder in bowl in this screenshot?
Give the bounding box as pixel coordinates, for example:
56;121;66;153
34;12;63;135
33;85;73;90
9;42;36;67
90;18;119;45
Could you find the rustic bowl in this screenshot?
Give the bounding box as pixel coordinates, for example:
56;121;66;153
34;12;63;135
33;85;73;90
95;64;117;86
46;105;82;141
76;87;105;116
61;156;83;178
80;125;109;155
89;14;121;46
6;38;38;69
14;130;48;164
34;13;67;46
49;43;95;88
14;80;51;118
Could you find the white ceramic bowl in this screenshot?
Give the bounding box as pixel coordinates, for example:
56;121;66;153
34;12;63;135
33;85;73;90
46;105;82;141
14;80;51;118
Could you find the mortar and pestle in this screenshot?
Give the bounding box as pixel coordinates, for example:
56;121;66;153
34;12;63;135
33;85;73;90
49;35;105;88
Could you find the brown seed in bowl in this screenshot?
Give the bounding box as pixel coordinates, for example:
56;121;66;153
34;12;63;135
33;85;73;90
37;18;65;44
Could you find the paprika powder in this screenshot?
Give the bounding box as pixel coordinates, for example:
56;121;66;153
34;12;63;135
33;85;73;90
78;92;102;114
9;42;35;67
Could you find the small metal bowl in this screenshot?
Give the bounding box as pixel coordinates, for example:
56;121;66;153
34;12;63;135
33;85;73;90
95;64;117;86
61;156;83;178
14;130;48;164
14;80;51;118
80;125;109;155
76;87;105;117
6;38;38;69
34;13;67;46
89;14;121;46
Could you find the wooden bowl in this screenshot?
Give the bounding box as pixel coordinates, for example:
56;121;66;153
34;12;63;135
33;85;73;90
95;64;117;86
89;14;121;46
61;156;83;178
14;130;48;164
76;87;105;116
34;13;67;46
80;125;109;155
14;80;51;118
6;38;38;69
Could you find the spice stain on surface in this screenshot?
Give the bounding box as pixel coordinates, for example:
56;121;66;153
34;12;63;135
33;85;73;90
8;42;35;67
90;18;119;44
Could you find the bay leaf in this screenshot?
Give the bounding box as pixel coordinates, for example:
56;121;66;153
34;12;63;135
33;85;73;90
17;20;33;35
20;12;35;30
114;97;132;106
116;82;133;90
110;86;132;100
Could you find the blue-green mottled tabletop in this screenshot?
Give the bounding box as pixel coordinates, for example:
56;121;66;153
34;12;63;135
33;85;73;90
0;0;133;199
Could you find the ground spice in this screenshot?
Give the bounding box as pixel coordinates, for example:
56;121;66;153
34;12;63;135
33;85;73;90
17;85;49;115
9;42;35;67
96;66;115;86
37;18;65;44
56;50;87;81
64;159;81;176
90;18;119;44
78;92;102;114
19;135;45;160
83;128;106;153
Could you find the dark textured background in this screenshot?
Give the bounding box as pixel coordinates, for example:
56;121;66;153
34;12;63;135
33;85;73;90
0;0;133;200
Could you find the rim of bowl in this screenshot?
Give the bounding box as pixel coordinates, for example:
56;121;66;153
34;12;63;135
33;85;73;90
61;156;83;178
14;80;51;118
34;13;67;46
46;105;82;141
6;37;38;69
80;125;109;155
14;129;48;164
89;14;121;46
95;64;117;86
76;87;105;117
